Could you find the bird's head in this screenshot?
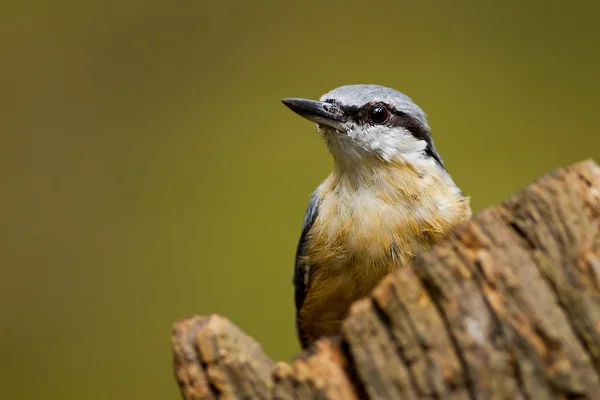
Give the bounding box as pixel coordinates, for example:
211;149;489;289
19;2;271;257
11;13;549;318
282;84;444;170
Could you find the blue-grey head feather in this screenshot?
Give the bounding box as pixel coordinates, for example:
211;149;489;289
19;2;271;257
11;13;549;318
319;84;430;130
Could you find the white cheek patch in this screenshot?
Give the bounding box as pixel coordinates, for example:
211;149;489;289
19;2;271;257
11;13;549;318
320;122;429;165
358;126;427;161
345;122;359;139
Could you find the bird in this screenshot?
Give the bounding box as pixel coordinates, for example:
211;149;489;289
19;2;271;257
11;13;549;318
281;84;472;349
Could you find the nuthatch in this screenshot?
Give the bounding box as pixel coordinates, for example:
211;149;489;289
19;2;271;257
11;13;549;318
282;84;471;349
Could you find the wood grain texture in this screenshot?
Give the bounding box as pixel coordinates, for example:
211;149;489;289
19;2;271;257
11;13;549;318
172;315;274;400
172;159;600;399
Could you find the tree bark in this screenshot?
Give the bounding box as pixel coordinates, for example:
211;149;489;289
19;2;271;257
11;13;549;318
172;159;600;399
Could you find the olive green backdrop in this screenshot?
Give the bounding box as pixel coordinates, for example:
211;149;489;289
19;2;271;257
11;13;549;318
2;1;599;398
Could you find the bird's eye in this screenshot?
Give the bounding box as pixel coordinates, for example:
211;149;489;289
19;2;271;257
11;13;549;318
368;105;389;124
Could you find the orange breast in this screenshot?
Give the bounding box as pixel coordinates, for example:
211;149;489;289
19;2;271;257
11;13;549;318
297;162;471;346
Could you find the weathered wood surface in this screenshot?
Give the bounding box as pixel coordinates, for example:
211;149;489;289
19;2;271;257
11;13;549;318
172;315;275;399
172;159;600;399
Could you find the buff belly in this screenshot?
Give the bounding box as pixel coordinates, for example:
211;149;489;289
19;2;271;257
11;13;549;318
297;165;471;344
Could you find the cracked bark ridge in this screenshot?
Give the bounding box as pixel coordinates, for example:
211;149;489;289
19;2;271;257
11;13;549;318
272;338;362;399
172;159;600;399
172;315;275;400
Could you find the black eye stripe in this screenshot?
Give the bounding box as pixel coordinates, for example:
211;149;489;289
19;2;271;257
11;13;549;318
338;104;361;116
334;101;445;169
338;103;409;124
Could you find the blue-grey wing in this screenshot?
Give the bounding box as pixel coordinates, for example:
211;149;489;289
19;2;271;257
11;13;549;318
294;188;321;315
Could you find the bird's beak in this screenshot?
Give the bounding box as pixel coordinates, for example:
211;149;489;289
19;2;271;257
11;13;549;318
281;98;346;131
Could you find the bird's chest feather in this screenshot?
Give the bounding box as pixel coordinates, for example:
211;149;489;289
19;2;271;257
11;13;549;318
308;189;429;272
303;167;470;282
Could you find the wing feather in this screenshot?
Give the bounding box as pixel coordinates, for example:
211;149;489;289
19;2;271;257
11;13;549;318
293;188;321;333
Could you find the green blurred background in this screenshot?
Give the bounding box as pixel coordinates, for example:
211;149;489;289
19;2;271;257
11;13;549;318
1;0;599;398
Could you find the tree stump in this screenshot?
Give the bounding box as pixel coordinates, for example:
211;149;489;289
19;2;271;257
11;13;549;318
172;159;600;399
